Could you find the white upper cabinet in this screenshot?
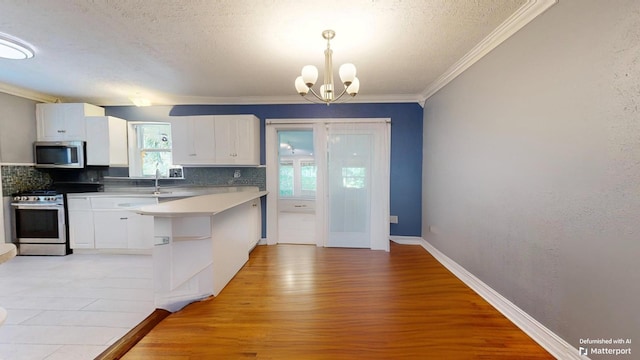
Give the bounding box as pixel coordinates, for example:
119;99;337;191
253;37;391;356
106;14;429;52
169;115;216;165
85;116;129;166
170;114;260;166
214;115;260;165
36;103;105;141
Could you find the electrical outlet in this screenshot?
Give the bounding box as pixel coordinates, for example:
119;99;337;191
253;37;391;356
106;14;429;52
389;215;398;224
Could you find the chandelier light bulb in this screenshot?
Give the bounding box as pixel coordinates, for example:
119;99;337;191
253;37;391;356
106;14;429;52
301;65;318;87
339;63;356;85
346;77;360;96
295;76;309;95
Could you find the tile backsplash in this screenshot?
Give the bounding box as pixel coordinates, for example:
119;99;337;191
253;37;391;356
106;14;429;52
1;165;266;196
103;167;266;191
1;165;52;195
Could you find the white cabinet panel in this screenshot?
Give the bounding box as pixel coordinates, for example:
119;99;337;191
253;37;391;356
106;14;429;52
68;195;157;250
36;103;104;141
169;114;259;166
248;199;261;250
67;196;95;249
127;212;154;249
92;196;157;250
214;115;260;165
86;116;128;166
169;116;216;165
93;210;129;249
93;209;153;249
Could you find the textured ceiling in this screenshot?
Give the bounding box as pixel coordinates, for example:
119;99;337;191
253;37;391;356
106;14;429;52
0;0;549;106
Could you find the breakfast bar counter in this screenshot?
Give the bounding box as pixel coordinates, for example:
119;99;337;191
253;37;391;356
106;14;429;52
137;191;267;312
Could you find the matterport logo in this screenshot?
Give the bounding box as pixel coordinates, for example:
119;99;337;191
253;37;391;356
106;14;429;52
579;338;632;357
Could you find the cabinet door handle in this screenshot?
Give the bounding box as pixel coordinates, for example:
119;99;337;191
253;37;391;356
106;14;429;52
57;129;66;133
294;205;307;208
120;217;128;220
189;153;197;156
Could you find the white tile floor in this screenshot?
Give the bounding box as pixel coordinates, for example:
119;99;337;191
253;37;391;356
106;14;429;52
0;253;154;360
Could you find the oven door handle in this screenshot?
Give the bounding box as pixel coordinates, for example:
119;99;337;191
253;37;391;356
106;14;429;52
11;204;64;210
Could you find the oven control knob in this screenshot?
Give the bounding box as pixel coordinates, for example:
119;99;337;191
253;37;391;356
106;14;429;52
21;196;30;201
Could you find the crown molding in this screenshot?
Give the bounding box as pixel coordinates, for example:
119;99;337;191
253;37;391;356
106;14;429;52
419;0;558;103
85;94;425;107
0;82;60;103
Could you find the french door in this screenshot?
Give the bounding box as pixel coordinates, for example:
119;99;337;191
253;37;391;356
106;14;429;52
266;118;390;251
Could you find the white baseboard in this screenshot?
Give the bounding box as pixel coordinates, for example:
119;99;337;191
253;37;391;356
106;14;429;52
390;236;586;360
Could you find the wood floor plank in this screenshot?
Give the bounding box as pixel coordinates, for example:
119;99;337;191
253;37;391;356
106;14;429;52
122;243;554;359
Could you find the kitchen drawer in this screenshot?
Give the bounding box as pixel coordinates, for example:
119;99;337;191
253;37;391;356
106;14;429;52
67;196;92;210
91;197;157;209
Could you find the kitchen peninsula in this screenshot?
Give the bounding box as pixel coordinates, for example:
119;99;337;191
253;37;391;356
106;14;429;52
136;190;267;312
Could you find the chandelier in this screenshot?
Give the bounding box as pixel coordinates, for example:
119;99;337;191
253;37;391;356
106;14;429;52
294;30;360;105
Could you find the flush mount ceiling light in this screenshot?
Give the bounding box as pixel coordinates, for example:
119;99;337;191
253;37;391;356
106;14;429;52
129;96;151;107
294;30;359;105
0;33;34;60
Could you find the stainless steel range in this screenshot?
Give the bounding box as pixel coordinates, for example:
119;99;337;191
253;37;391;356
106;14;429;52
10;190;70;256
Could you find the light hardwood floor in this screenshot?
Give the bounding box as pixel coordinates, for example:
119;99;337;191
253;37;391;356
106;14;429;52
123;243;554;359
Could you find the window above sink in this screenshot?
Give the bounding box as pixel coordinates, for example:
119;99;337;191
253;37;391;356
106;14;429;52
128;122;182;178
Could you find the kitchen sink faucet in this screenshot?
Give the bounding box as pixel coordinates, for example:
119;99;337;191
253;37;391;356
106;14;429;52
154;168;161;194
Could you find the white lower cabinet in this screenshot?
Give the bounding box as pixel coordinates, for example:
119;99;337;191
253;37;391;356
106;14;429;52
68;195;157;250
127;212;154;249
67;196;95;249
93;210;129;249
248;199;261;250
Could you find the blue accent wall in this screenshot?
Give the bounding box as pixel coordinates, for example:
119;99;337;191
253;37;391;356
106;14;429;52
106;103;423;237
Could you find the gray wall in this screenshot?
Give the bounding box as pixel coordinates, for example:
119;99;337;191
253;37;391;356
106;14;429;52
0;92;37;163
0;92;38;243
422;0;639;355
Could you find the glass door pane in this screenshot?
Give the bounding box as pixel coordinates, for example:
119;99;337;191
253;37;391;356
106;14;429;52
326;128;372;248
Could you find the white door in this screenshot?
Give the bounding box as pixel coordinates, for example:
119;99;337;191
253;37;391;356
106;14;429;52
324;123;389;249
277;129;317;245
266;119;390;251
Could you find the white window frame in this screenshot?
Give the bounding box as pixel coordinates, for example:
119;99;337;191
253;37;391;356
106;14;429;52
279;156;316;199
127;121;173;178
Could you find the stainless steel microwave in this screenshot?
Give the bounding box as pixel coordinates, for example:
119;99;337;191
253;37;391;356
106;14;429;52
34;141;85;168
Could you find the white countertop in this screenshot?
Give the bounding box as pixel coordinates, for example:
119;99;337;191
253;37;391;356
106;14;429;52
136;191;267;217
66;186;259;199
